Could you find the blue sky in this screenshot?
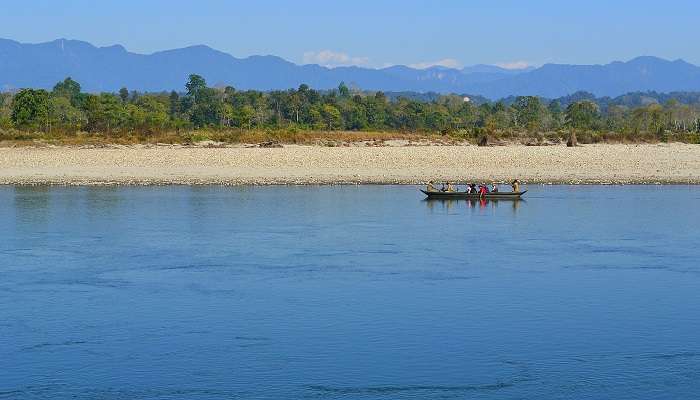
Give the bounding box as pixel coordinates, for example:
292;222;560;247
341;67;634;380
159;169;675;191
1;0;699;68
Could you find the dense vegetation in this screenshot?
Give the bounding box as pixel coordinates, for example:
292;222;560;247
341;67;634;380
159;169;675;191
1;75;700;144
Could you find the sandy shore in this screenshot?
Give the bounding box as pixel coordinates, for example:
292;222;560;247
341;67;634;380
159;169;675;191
0;143;698;185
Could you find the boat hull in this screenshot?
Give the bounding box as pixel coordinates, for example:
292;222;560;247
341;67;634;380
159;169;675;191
420;189;527;200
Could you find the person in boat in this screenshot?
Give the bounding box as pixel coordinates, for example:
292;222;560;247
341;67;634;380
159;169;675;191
426;181;437;192
491;183;499;193
440;183;447;192
511;179;521;193
479;184;489;196
446;182;456;192
469;183;478;194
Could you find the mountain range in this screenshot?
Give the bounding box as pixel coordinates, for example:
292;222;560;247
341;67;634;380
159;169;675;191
2;38;700;99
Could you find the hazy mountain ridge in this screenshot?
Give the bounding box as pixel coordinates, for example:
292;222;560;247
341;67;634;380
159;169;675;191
2;38;700;98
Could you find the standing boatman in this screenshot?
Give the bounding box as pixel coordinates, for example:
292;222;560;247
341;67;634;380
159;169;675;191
511;179;521;193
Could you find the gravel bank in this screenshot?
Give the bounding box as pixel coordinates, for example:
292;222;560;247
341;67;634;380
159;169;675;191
0;143;698;185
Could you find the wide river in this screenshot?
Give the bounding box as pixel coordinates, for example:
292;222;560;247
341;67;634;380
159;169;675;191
1;185;699;399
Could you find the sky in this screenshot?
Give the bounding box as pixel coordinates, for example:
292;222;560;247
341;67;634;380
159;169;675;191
1;0;699;69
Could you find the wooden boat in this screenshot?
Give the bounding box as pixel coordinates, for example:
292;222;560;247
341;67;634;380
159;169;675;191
420;189;527;200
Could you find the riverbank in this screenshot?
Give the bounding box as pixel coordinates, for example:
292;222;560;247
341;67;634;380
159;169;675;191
0;143;698;185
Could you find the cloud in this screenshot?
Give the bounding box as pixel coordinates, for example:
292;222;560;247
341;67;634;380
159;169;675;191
408;58;462;69
302;50;370;68
302;53;469;70
494;60;531;70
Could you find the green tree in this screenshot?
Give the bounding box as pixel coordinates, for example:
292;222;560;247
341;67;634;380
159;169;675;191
11;89;51;130
249;92;268;127
547;100;563;129
454;102;478;131
186;74;207;97
287;91;302;123
342;97;368;130
308;105;324;129
268;91;286;126
232;104;255;129
129;96;168;132
11;76;700;142
565;101;600;130
183;75;223;127
647;104;664;134
425;105;450;132
320;104;341;130
338;82;350;98
48;96;85;131
52;77;82;105
221;103;235;127
486;101;512;131
83;93;128;132
189;87;222;128
169;91;180;118
630;107;649;134
513;96;544;131
119;87;130;103
365;93;387;129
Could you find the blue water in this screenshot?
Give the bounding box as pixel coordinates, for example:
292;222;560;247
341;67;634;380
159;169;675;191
1;185;700;399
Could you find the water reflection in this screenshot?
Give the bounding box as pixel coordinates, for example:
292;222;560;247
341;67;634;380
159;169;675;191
13;186;51;227
85;187;122;216
423;197;525;214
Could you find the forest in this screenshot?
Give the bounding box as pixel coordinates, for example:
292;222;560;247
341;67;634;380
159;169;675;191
1;75;700;144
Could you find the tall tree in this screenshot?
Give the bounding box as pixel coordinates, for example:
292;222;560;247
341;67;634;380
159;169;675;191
52;77;82;105
565;101;600;130
48;96;84;131
320;104;341;130
169;91;180;118
547;100;564;129
513;96;544;131
83;93;128;132
119;87;130;103
338;82;350;98
11;89;50;130
183;75;222;127
186;74;207;97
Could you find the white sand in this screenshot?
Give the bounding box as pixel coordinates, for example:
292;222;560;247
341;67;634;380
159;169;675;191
0;143;698;185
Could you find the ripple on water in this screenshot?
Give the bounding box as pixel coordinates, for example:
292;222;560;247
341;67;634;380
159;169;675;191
2;185;700;400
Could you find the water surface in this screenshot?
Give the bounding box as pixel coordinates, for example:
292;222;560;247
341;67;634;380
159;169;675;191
1;185;699;399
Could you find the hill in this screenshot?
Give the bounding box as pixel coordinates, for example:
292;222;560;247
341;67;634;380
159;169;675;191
2;39;700;98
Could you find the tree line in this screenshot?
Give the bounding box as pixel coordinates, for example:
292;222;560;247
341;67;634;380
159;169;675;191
2;75;700;142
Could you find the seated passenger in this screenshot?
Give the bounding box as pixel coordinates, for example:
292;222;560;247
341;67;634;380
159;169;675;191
426;181;437;191
446;182;455;192
491;183;499;193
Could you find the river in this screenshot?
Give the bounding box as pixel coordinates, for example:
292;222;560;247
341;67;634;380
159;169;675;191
1;185;699;399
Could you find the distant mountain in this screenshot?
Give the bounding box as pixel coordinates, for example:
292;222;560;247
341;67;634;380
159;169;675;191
2;38;700;99
0;38;518;94
469;56;700;98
